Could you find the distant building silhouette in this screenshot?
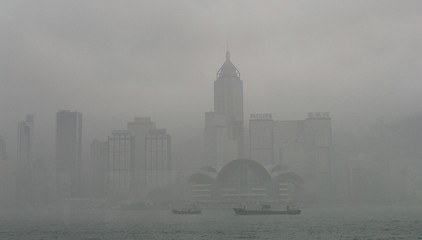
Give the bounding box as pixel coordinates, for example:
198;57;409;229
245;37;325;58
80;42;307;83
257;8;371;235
16;114;34;204
0;135;14;206
56;110;82;198
250;112;332;173
0;135;7;161
205;51;244;167
107;130;134;200
145;129;171;194
17;114;33;170
249;112;332;201
127;117;156;198
188;159;302;203
91;140;107;198
249;114;274;166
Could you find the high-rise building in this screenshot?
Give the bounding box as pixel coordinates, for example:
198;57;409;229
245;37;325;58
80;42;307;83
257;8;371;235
303;112;332;174
249;114;274;166
145;129;171;193
0;135;7;161
249;112;332;201
91;140;107;198
249;113;331;173
273;120;305;172
17;114;33;170
107;130;134;198
204;51;244;167
16;114;34;204
0;135;14;206
127;117;156;197
56;110;82;198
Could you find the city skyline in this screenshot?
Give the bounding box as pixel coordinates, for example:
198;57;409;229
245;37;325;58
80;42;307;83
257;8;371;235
1;1;421;155
0;1;421;239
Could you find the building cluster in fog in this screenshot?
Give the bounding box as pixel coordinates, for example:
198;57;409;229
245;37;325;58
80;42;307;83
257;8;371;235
90;117;173;203
0;50;422;208
190;51;331;204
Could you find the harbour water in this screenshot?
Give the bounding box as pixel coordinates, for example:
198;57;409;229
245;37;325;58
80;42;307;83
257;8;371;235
0;205;421;240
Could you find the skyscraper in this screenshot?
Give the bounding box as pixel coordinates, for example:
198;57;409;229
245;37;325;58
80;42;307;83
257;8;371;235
0;135;14;206
0;135;7;161
145;129;171;195
17;114;33;170
56;110;82;198
249;114;274;166
249;112;332;201
204;51;244;167
16;114;34;204
127;117;156;198
91;140;107;198
107;130;134;199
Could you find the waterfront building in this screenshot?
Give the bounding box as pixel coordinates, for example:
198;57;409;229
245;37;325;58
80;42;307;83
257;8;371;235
17;114;34;170
127;117;156;198
91;140;108;198
56;110;82;198
0;135;7;161
0;135;14;206
16;114;34;204
204;51;244;167
188;159;302;204
249;114;274;166
145;129;171;194
248;112;332;201
107;130;134;199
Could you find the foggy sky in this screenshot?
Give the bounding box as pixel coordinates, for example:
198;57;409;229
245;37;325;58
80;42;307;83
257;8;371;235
1;0;421;156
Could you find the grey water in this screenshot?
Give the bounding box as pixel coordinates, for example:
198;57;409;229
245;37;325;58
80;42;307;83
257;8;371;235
0;205;421;240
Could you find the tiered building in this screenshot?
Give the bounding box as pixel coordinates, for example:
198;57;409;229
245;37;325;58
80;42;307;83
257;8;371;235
204;51;244;167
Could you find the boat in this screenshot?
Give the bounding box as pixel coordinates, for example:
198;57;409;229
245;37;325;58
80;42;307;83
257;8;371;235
233;204;301;215
172;205;202;215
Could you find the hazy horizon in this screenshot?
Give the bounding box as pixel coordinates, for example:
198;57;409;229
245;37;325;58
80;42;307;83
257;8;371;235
0;0;420;178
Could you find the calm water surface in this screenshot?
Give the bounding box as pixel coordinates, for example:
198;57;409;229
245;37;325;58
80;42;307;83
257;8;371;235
0;205;421;240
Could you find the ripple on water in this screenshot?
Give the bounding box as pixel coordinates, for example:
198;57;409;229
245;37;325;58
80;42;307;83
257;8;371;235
0;206;421;240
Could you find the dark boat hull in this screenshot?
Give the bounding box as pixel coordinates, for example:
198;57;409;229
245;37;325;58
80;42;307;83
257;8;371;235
233;208;301;215
172;209;202;215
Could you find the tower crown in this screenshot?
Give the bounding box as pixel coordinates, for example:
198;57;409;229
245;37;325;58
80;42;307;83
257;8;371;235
217;51;240;79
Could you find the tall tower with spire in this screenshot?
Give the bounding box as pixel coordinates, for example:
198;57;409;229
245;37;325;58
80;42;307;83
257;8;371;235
204;50;244;167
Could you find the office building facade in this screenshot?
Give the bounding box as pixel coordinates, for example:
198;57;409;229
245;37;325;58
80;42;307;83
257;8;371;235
249;112;332;200
0;135;6;161
107;130;134;198
16;114;34;204
127;117;156;198
145;129;171;193
91;140;108;198
204;51;244;167
56;110;82;198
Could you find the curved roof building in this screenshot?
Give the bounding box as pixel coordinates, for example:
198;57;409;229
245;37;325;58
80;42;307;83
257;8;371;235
189;159;303;203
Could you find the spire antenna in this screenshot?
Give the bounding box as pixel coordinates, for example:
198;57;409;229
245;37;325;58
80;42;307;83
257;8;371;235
226;38;230;60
